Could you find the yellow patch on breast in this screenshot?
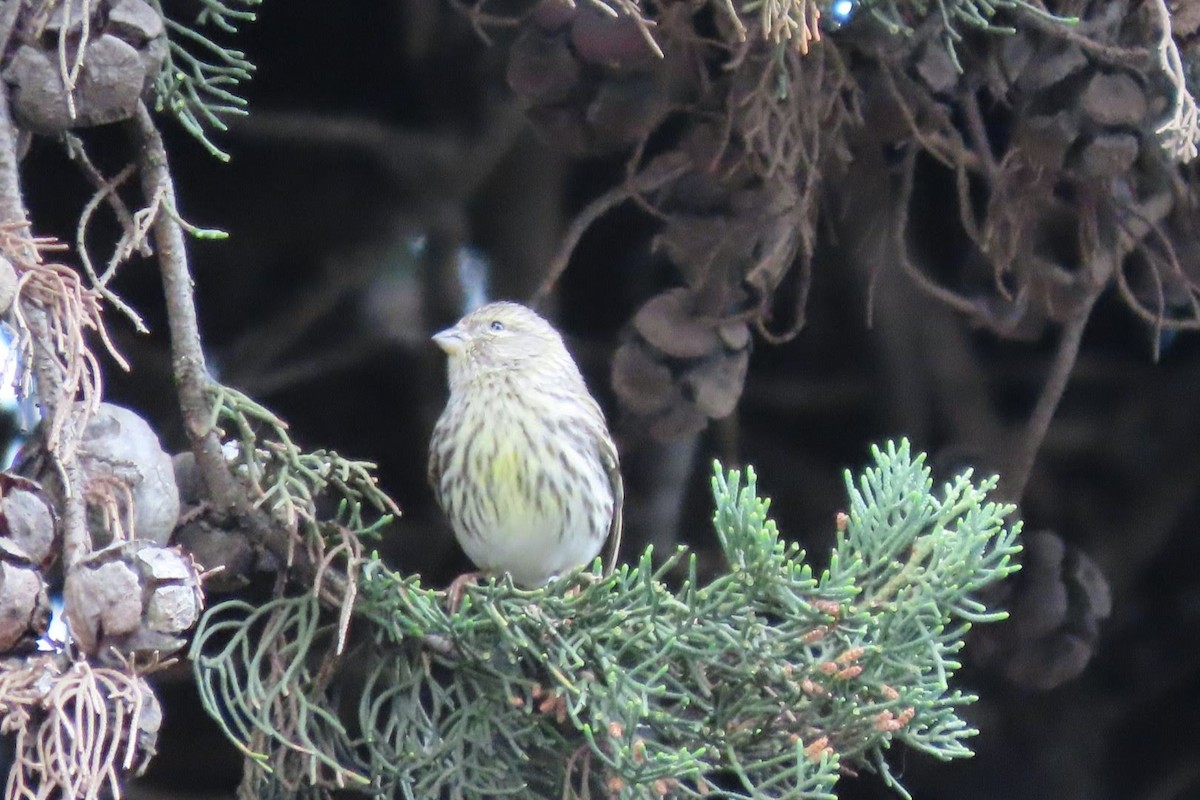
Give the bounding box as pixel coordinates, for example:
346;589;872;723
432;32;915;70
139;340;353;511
487;443;540;522
488;445;521;488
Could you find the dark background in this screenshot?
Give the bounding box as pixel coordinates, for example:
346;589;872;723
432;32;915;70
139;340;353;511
13;1;1200;797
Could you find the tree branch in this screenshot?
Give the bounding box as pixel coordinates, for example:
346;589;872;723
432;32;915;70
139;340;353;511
532;154;689;305
129;104;362;607
0;4;91;572
130;102;242;517
1001;277;1105;502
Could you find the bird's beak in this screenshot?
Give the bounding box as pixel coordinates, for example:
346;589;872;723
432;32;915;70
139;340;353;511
432;326;467;356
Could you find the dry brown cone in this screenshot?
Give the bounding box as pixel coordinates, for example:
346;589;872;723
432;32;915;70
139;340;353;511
613;287;751;440
3;0;167;133
64;540;204;662
507;0;702;154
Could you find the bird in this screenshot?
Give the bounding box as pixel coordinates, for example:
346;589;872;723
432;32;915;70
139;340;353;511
428;301;623;590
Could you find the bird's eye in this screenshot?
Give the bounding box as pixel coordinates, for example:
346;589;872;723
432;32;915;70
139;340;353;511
489;320;505;332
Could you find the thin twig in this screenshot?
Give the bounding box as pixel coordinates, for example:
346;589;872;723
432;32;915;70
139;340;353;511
1115;259;1200;332
70;154;150;333
1000;286;1100;501
533;155;690;304
224;253;381;382
230;106;527;202
960;88;998;180
892;149;981;318
1012;6;1147;67
233;340;388;396
0;655;153;800
879;67;958;171
582;0;663;58
447;0;521;45
1001;197;1111;505
63;133;152;258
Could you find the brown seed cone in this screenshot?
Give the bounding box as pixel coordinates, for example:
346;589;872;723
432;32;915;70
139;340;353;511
507;0;700;155
1;474;59;569
0;539;51;653
613;288;752;440
21;403;182;548
64;541;203;661
969;530;1112;690
2;0;166;133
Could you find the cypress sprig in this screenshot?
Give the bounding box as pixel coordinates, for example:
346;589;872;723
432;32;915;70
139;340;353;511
192;440;1021;798
856;0;1075;70
148;0;262;160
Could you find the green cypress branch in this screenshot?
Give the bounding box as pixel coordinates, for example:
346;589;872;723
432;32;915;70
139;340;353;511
192;439;1020;798
207;383;399;540
148;0;262;161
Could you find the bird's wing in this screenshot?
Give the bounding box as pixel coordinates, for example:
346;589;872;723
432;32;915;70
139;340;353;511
598;432;623;575
427;418;446;497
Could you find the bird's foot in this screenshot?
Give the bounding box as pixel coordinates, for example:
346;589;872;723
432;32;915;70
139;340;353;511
562;571;601;597
445;570;484;612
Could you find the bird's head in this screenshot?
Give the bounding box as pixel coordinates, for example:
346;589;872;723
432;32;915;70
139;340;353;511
433;301;572;387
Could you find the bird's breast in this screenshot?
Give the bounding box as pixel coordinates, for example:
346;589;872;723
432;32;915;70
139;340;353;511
436;394;611;585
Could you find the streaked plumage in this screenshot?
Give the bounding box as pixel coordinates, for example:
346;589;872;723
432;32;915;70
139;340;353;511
428;301;622;587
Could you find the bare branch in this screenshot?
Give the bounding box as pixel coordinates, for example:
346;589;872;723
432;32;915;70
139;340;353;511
68;147;150;333
1001;200;1115;501
891;149;981;318
129;102;241;516
0;18;93;572
1000;282;1101;502
533;154;690;304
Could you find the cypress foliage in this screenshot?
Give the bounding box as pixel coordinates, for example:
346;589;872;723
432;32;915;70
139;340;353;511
193;440;1021;799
